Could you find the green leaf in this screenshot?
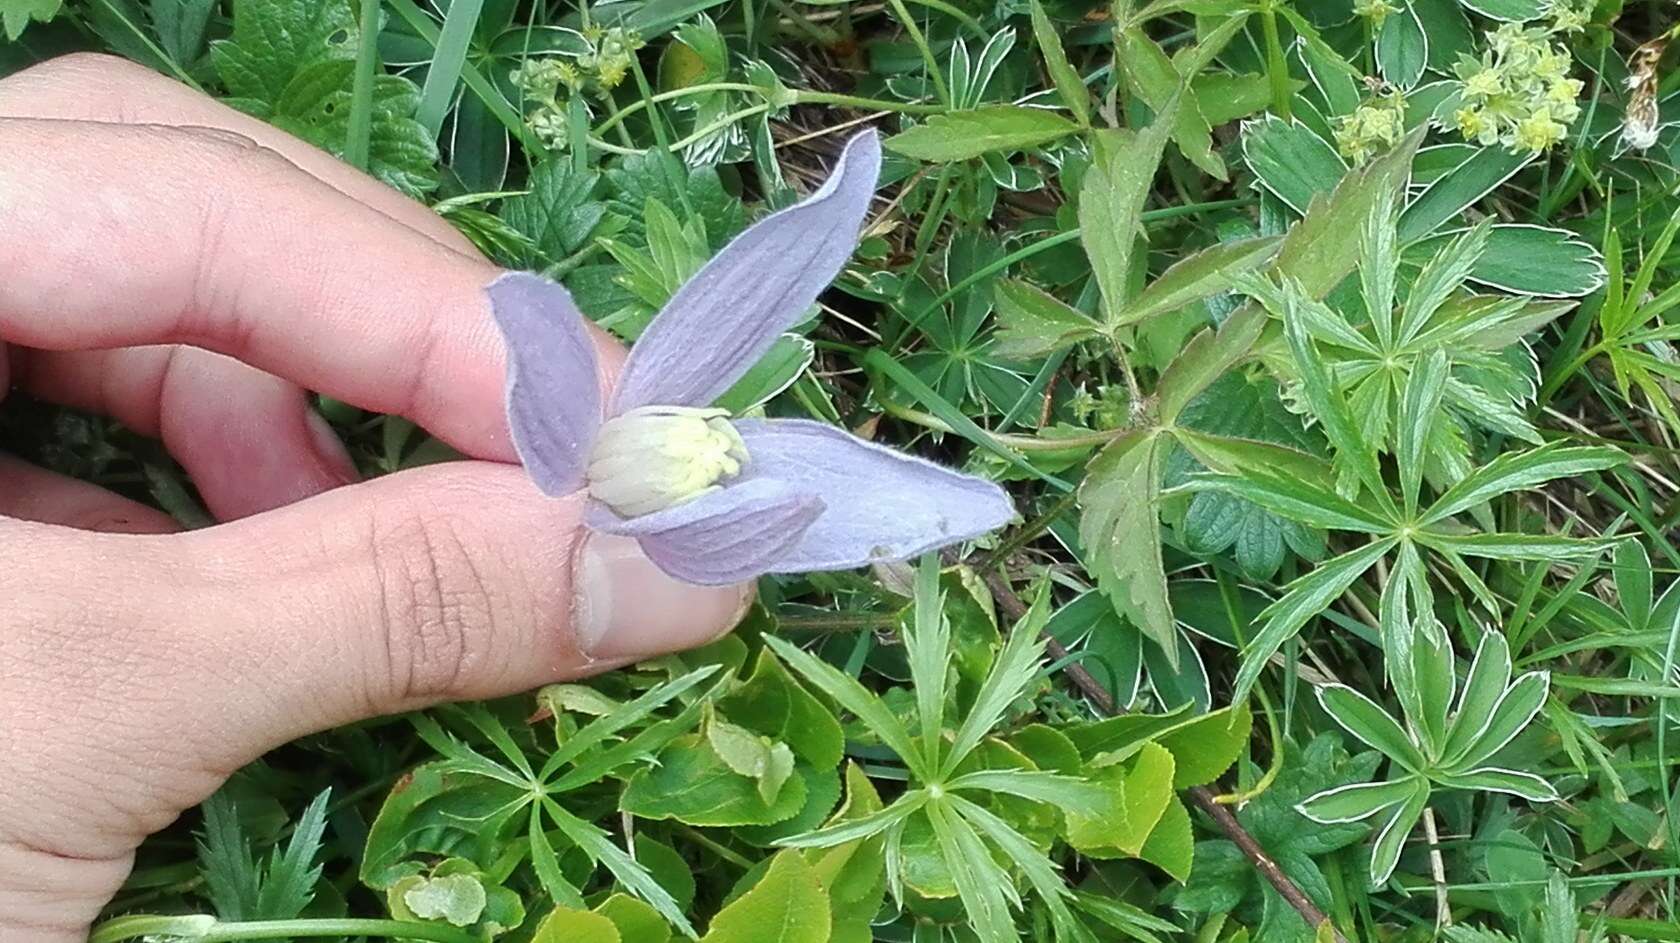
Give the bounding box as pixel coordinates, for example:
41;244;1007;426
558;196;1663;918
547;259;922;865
946;769;1108;814
1081;96;1182;328
1397;349;1450;513
945;583;1051;773
1296;778;1418;823
707;710;798;806
1240;117;1345;214
884;106;1079;162
1416;532;1613;562
1398;219;1491;345
1028;0;1088;126
1079;431;1176;659
1421;443;1624;525
152;0;216;64
1118;27;1225;180
1317;684;1426;771
1178;472;1393;533
620;735;808;827
1409;225;1606;297
1374;4;1427;89
925;799;1017;943
1441;632;1512;760
211;0;359;108
1431;767;1557;801
990;278;1102;359
403;873;488;927
1157;704;1253;788
1233;538;1397;703
269;61;440;196
1066;742;1176;857
2;0;60;39
701;850;832;943
1614;539;1654;631
1137;795;1194;881
762;636;929;780
947;795;1083;933
502;160;605;268
1367;778;1428;884
1119;236;1282;326
1447;671;1550;771
1397;147;1532;244
1274;123;1425;298
1155;305;1268;424
532;906;623;943
718;647;845;769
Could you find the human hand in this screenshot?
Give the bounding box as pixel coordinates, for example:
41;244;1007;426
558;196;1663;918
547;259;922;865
0;53;751;941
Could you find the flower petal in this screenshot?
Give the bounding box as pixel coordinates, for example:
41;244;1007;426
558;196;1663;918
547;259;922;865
589;479;824;585
486;272;603;495
611;130;883;413
732;418;1014;571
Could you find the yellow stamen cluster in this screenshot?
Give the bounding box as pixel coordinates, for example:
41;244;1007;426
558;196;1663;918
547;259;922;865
587;406;751;518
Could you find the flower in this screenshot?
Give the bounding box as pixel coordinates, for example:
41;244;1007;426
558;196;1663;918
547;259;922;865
485;131;1014;585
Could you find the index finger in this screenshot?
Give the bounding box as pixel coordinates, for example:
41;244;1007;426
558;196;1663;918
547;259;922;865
0;117;594;462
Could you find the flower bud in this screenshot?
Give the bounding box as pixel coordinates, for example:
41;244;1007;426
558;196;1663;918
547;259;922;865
587;406;751;518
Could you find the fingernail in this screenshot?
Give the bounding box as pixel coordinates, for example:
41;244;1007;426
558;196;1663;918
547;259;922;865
573;533;753;660
306;410;360;485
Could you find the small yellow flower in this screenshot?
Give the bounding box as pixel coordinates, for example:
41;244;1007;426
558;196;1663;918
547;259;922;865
1515;108;1565;151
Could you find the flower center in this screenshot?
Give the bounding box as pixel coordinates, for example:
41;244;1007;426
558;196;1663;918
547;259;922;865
586;406;750;518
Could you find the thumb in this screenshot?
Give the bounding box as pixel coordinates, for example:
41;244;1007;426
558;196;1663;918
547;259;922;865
171;461;752;743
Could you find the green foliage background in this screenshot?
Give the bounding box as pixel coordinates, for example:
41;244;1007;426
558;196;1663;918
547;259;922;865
6;0;1680;939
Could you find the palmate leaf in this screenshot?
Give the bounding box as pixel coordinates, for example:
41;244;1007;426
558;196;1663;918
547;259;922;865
1431;767;1557;801
907;554;952;770
945;583;1053;774
1397;349;1449;515
1367;777;1429;885
1416;531;1614;562
1296;778;1419;824
541;666;720;776
545;798;694;936
1232;537;1398;702
946;769;1109;815
927;798;1018;942
1421;443;1624;526
775;791;927;849
950;794;1089;940
1175;471;1393;533
1080;93;1183;329
1444;670;1550;771
1316;685;1426;772
763;635;930;780
1397;219;1492;346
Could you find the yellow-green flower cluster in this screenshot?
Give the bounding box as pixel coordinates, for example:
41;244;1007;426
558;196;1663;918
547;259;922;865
1334;90;1406;165
1450;22;1583;153
510;27;646;150
1353;0;1399;28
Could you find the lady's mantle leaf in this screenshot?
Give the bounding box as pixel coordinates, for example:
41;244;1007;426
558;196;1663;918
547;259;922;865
885;106;1079;162
701;850;832;943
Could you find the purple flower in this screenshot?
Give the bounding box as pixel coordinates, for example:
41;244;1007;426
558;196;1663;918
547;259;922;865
486;130;1014;585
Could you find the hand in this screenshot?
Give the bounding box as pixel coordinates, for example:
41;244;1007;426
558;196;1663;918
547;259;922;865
0;54;751;941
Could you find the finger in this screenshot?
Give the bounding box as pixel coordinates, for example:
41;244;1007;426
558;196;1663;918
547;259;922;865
6;465;752;775
0;53;478;258
17;346;358;520
0;118;580;462
0;454;177;533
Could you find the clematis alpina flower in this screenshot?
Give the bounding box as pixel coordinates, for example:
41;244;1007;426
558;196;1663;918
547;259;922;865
486;130;1013;585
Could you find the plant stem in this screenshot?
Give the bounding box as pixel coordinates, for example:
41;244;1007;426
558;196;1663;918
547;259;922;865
345;0;383;171
795;89;946;114
976;568;1350;943
884;0;953;106
1259;0;1292;121
91;916;482;943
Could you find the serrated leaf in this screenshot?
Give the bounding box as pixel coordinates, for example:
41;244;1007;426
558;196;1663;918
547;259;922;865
990;278;1102;359
884;106;1079;162
1137;795;1194;881
1028;0;1088;126
1078;431;1176;659
1421;443;1624;525
1082;97;1182;328
1157;704;1253;788
404;873;488;927
702;850;832;943
1119;236;1281;326
1066;742;1176;856
1232;538;1397;703
1241;117;1344;214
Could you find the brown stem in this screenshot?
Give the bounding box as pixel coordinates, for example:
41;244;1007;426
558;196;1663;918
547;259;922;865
979;567;1349;943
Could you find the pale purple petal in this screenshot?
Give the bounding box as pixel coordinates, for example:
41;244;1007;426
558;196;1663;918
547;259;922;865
611;130;883;414
590;479;824;585
731;419;1014;572
486;272;603;495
